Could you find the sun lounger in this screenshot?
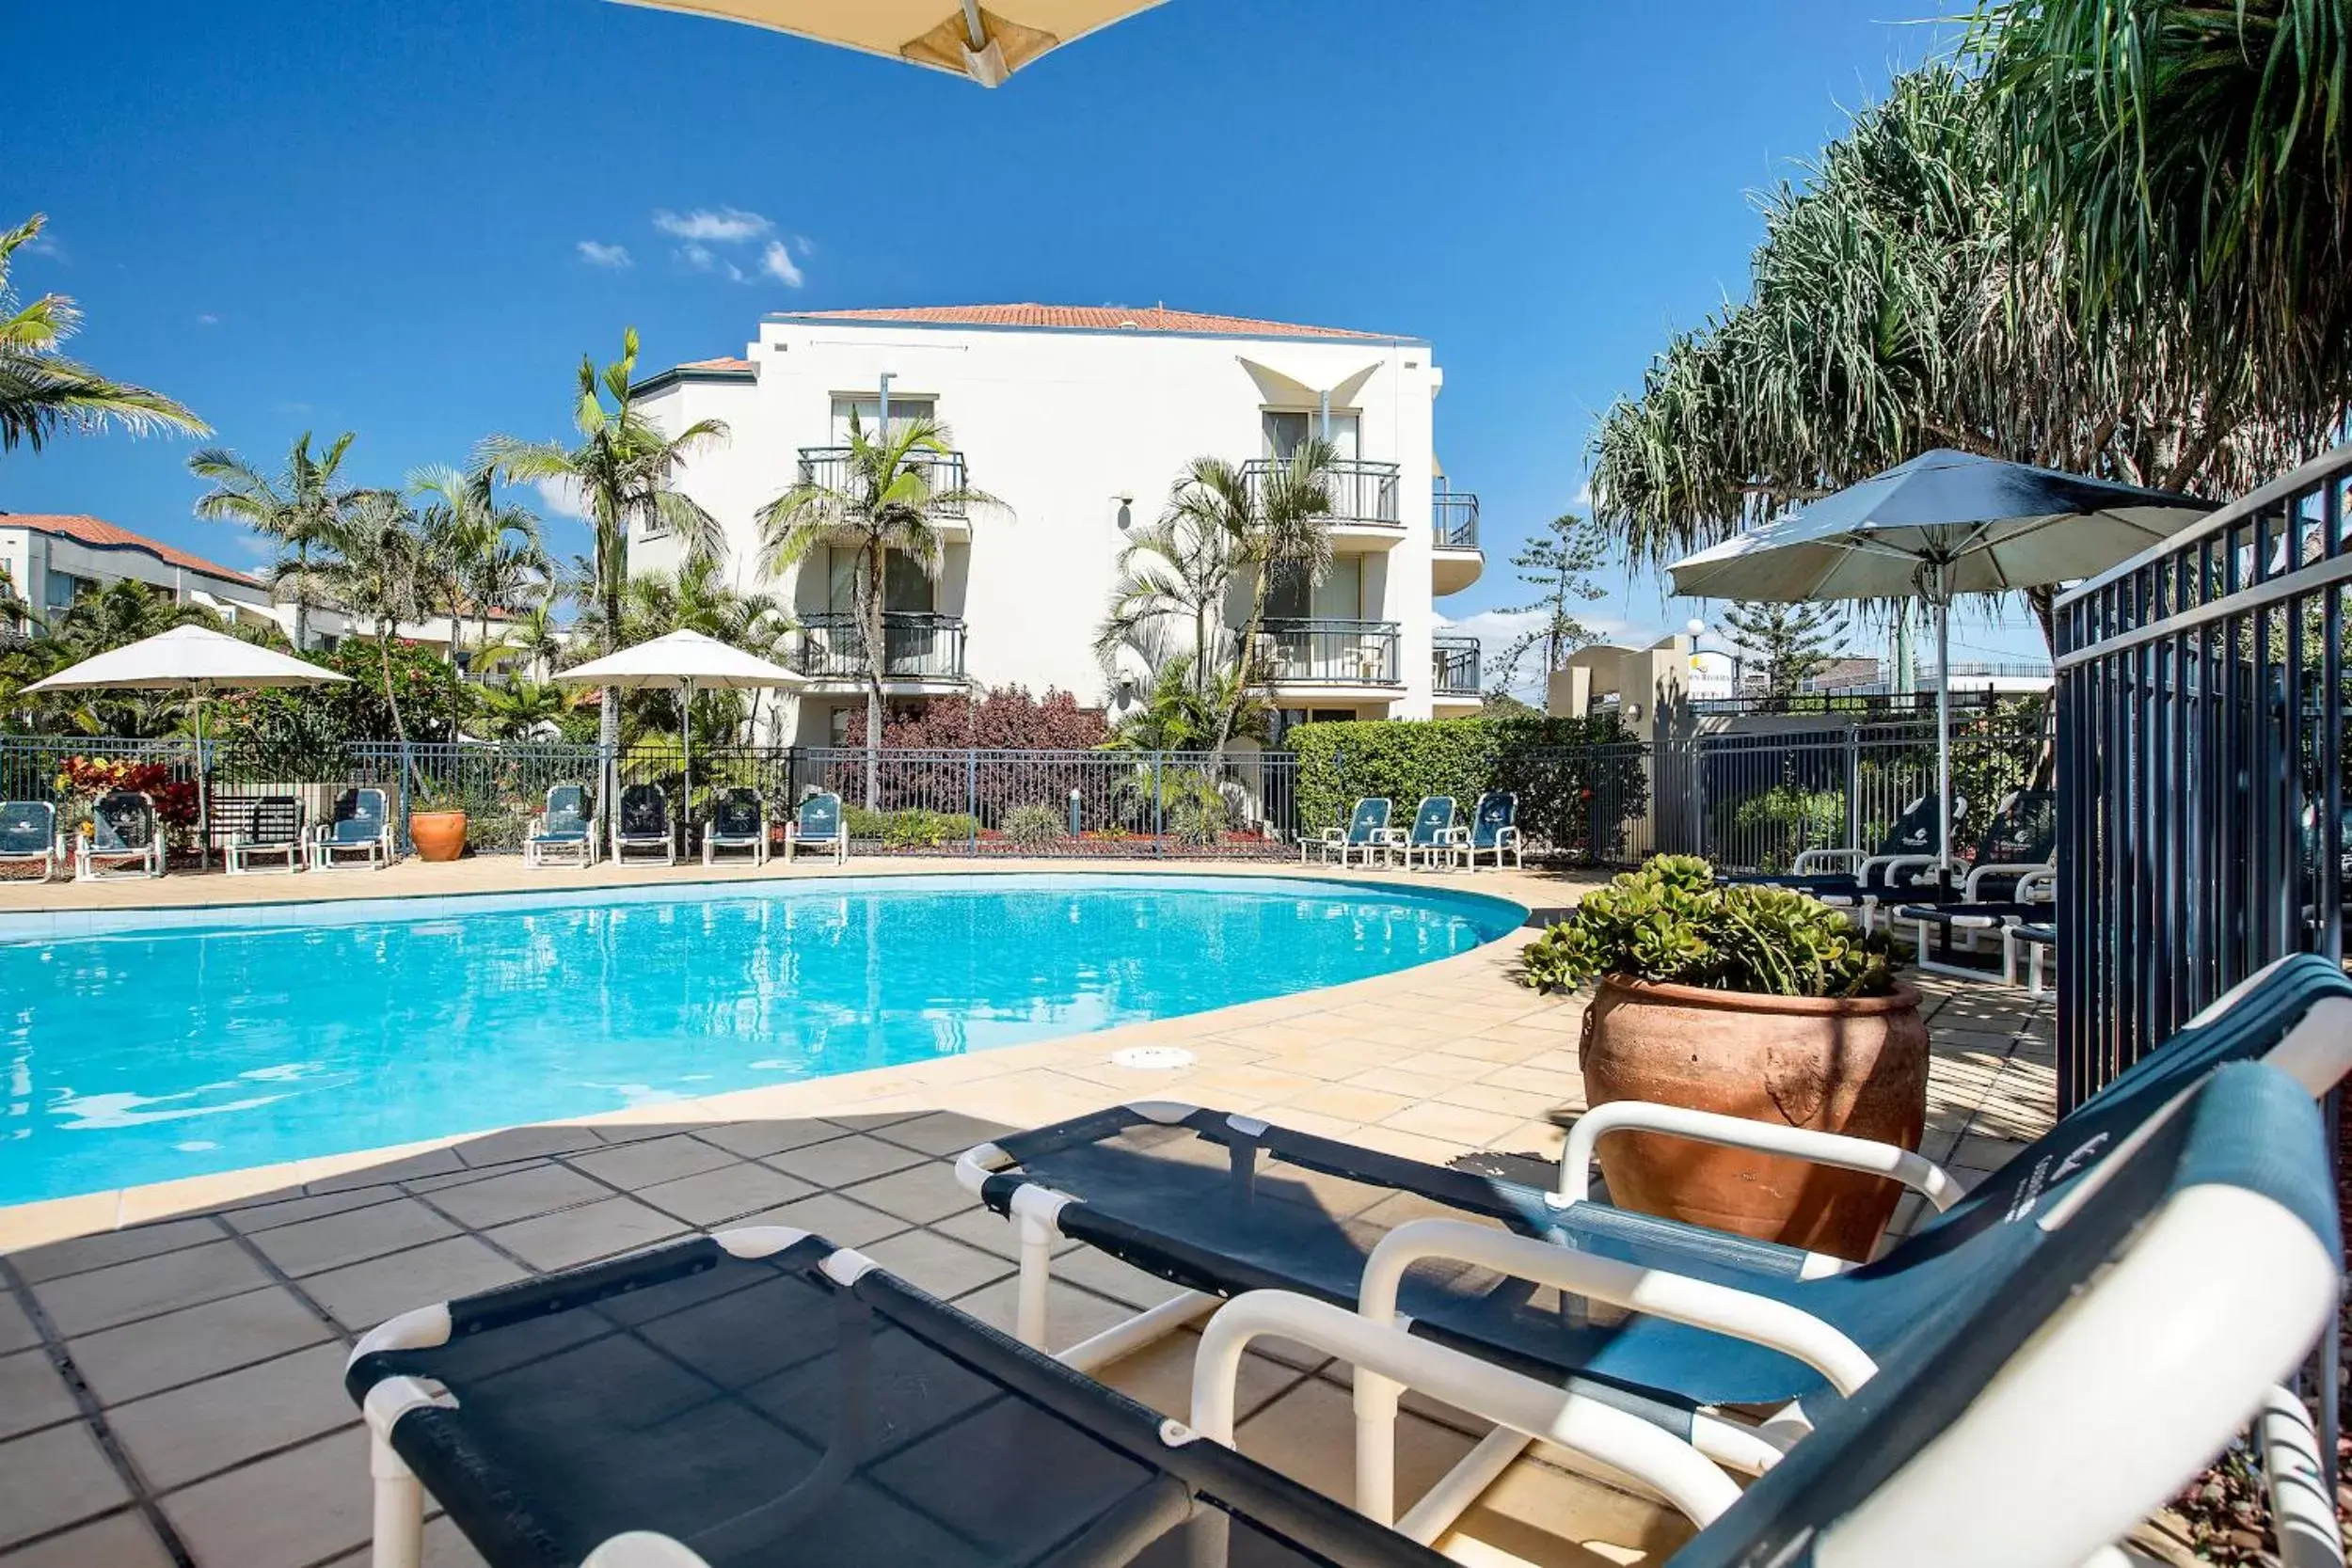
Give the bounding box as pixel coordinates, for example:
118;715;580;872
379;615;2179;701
785;791;846;863
2005;920;2058;997
75;789;165;879
224;795;304;875
612;783;676;866
703;786;769;866
1448;790;1521;870
344;1056;2342;1568
310;787;394;870
1862;788;2057;927
1304;798;1391;866
1387;796;1456;870
1887;866;2055;978
1721;792;1963;911
525;784;596;868
956;954;2352;1532
0;800;60;880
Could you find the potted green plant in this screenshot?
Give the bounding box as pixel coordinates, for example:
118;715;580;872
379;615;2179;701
405;774;469;863
1521;854;1924;1261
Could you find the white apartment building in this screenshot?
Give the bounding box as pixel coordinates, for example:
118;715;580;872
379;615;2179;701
628;304;1486;746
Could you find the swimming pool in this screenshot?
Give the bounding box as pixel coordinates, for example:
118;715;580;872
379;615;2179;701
0;873;1522;1207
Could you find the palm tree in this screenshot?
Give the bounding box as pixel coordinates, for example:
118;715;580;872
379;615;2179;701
0;580;231;735
412;465;546;741
1183;440;1336;763
478;329;727;820
1092;501;1238;702
476;678;573;740
1;214;207;453
322;491;427;748
189;432;366;650
755;410;1003;806
478;599;565;683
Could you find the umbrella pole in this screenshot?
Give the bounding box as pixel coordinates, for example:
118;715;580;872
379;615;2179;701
195;692;210;872
1935;595;1952;877
681;677;693;857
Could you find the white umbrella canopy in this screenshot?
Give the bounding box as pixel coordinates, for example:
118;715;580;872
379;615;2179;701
1666;450;2218;870
24;625;351;867
554;631;804;837
607;0;1164;85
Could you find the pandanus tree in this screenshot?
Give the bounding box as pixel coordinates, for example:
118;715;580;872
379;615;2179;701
0;214;207;454
756;410;1002;807
189;432;367;652
479;329;726;819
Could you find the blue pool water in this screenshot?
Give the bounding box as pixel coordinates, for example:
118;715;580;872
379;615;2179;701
0;874;1521;1206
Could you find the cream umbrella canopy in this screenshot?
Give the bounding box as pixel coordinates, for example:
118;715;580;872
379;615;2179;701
553;629;805;840
607;0;1165;85
23;625;352;868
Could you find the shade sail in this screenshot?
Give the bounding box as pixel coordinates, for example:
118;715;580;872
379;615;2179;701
607;0;1164;85
552;629;804;692
1666;449;2217;603
23;624;351;693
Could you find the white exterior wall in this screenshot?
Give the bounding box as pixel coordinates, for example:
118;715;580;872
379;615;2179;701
631;314;1454;744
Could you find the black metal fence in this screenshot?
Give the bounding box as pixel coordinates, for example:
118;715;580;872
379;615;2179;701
1433;489;1480;549
2054;440;2352;1108
796;446;968;513
1246;619;1402;686
793;612;967;682
1242;457;1401;526
1432;636;1481;697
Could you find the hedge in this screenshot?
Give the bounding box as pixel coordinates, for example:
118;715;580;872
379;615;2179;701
1285;715;1648;856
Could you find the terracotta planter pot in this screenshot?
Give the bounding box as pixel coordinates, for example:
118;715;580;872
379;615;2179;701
1578;974;1928;1262
407;810;469;863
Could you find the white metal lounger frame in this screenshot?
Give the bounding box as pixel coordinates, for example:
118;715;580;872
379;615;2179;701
701;793;769;866
526;788;597;868
310;792;396;871
226;800;306;876
1892;865;2057;977
0;800;61;881
956;963;2352;1553
1303;801;1391;868
1385;800;1457;872
75;794;166;880
2006;921;2058;997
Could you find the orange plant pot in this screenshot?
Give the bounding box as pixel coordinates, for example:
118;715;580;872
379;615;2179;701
407;810;469;863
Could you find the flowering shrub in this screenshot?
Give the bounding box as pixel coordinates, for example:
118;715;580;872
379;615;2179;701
54;757;200;838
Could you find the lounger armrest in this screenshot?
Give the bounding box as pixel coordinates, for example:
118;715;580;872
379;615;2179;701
1358;1218;1877;1396
1965;859;2056;900
1792;847;1863;876
1190;1289;1745;1529
1557;1101;1965;1214
1859;851;1947;888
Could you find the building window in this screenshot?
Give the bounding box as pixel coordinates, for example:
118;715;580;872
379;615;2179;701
832;395;935;442
825;547;933;614
1268;555;1362;620
1263;409;1359;460
42;571;96;611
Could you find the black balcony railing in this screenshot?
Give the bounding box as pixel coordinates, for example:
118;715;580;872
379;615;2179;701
1433;635;1481;696
795;447;969;515
1238;618;1401;686
1241;457;1401;527
795;611;966;682
1434;488;1480;550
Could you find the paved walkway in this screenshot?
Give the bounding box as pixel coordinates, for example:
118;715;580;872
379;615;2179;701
0;858;2058;1567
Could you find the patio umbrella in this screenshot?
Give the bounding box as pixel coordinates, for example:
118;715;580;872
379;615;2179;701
607;0;1164;85
553;629;804;841
22;624;351;869
1667;449;2217;868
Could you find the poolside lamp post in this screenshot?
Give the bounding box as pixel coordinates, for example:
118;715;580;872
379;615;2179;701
1667;450;2216;872
22;624;352;870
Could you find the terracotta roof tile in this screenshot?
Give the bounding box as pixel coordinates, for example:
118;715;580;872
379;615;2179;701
678;356;757;372
1;514;260;586
779;304;1396;341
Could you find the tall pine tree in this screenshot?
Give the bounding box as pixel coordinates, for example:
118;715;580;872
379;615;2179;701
1720;600;1846;697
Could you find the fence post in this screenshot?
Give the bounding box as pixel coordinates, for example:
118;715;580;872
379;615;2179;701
965;748;978;855
1844;724;1861;851
396;740;413;855
1152;752;1164;857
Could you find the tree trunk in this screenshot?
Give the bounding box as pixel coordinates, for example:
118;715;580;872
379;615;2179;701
598;573;623;842
377;633;408;747
1209;565;1270;769
447;624;464;744
863;545;884;809
294;541;310;651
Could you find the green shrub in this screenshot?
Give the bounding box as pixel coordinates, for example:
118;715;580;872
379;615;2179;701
1714;785;1847;872
1286;714;1645;856
1002;802;1067;848
843;805;978;848
1520;854;1899;999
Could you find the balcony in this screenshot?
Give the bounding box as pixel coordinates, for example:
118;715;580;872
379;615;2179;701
796;447;972;542
1242;457;1404;550
794;610;967;693
1432;487;1484;595
1239;618;1402;704
1432;634;1482;712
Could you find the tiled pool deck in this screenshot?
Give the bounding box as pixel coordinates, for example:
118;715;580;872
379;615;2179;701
0;859;2057;1568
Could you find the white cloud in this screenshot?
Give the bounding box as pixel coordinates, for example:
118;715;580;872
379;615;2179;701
653;207;771;244
228;532;273;560
792;234;815;257
576;240;632;269
195;312;220;326
1437;607;1637;701
758;239;804;287
532;476;593;522
677;242;714;270
1573;478;1594;508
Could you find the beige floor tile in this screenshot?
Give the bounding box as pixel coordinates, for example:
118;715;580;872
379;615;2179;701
927;1207;1080;1261
1475;1064;1581;1099
321;1512;488;1568
1343;1066;1461;1100
484;1196;684;1274
109;1342;354;1492
1274;1082;1419;1124
31;1242;272;1338
736;1192;911;1250
949;1276;1132;1353
1449;1449;1696;1568
0;1422;128;1550
0;1508;178;1568
9;1219;224;1287
447;1125;605;1167
217;1186;404;1237
1047;1246;1192;1311
1095;1330;1304;1424
68;1288;333;1407
301;1236;525;1334
0;1349;80;1441
563;1133;737;1191
836;1162;974;1226
871;1111;1018;1156
247;1197;455;1279
858;1230;1016;1299
1235;1376;1477;1513
691;1119;852;1160
308;1147;468;1195
421;1165;611;1230
634;1164;815;1227
1487;1119;1569;1159
1381;1101;1527;1147
1434;1081;1564;1119
0;1293;38;1356
161;1426;371;1568
1347;1125;1474;1167
763;1134;930;1189
1386;1050;1505;1083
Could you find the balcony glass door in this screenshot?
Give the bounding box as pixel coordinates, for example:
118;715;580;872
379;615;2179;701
831;395;934;443
1262;409;1358;460
826;547;932;613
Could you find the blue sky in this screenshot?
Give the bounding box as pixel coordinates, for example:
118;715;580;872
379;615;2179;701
2;0;2027;684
